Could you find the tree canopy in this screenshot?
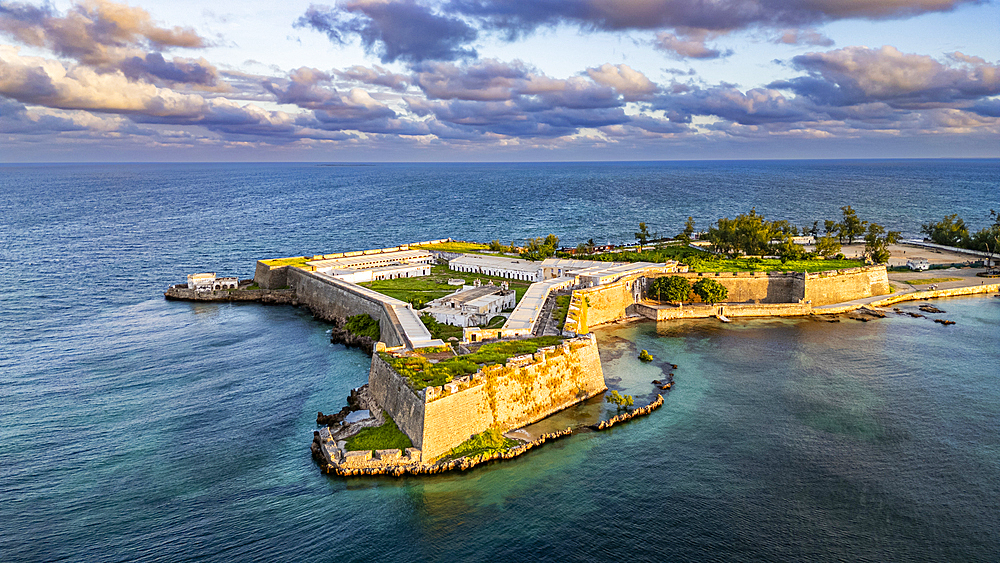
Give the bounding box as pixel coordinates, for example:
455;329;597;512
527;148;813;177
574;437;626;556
649;276;691;302
692;278;728;304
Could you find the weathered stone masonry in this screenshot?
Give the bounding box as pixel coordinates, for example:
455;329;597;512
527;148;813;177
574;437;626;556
369;334;607;460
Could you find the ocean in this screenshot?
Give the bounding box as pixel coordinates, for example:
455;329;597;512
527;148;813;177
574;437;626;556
1;160;998;562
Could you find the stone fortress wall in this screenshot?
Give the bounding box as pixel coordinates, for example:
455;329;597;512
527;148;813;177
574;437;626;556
566;266;890;333
369;334;606;460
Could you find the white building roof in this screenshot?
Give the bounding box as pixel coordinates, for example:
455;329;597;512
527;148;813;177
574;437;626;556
449;254;540;274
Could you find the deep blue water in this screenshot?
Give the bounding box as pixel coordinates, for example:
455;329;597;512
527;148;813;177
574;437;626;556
1;160;998;562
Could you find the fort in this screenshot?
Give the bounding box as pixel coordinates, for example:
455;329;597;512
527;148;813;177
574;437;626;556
163;239;999;476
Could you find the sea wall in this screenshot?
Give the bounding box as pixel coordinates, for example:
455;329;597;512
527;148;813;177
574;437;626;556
633;302;813;321
372;334;606;461
164;286;296;303
870;282;1000;307
287;268;408;348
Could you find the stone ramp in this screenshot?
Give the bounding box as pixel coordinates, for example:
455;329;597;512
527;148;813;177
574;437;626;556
390;303;445;349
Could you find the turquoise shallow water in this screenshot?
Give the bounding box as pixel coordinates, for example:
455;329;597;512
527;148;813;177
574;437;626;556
1;161;998;561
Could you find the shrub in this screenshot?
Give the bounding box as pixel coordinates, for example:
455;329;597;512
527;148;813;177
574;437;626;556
344;313;380;340
606;390;634;411
692;278;728;304
446;428;518;459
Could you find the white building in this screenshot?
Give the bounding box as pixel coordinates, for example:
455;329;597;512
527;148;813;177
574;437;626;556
448;254;541;282
907;258;930;271
306;248;434;283
187;273;216;291
213;277;239;290
423;284;516;327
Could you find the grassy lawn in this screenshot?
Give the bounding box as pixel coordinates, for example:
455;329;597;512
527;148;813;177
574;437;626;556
902;277;962;286
575;247;864;273
344;414;413;453
361;264;532;306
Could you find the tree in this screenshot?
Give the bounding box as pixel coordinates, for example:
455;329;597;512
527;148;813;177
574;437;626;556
838;206;867;244
921;214;969;247
650;276;691;302
824;219;838;236
777;235;805;261
488;240;507;252
606;390;634;411
705;208;776;256
814;235;842;258
693;278;728;304
520;235;559;260
677;216;696;243
863;223;892;264
635;222;651;251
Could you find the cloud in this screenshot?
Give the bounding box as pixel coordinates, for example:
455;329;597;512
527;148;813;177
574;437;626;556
0;0;204;64
773;28;834;47
0;0;222;88
297;0;979;63
334;64;410;91
771;46;1000;109
654;30;730;59
586;63;658;100
295;1;477;63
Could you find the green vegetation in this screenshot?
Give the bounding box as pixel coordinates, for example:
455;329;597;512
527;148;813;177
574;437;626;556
553;295;571;330
814;235;842;259
606;390;634;411
260;256;311;268
638;349;653;362
649;276;691;302
344;313;380;339
413;241;490;253
383;336;565;390
922;210;1000;255
420;313;465;341
902;277;961;286
520;234;560;261
362;264;532;306
573;245;862;273
463;336;564;366
635;222;654;251
344;413;413;453
485;315;507;328
383;353;479;390
444;428;518;460
692;278;728;304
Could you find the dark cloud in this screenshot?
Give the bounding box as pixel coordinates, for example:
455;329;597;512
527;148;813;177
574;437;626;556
297;0;979;62
120;53;219;86
295;1;477;63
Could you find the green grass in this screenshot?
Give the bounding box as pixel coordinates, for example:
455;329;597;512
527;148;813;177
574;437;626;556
903;277;961;286
260;256;311;267
382;335;565;391
361;264;532;307
553;295;570;330
344;414;413;453
413;241;490;253
485;315;507;328
463;336;564;366
442;428;518;460
575;247;864;273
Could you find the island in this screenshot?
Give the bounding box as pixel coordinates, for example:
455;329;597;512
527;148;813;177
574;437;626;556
165;237;1000;476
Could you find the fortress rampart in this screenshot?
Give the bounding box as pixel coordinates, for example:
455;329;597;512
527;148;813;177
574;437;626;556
369;334;606;460
566;266;890;333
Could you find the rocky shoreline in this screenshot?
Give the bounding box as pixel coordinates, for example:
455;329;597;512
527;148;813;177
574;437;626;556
313;394;666;477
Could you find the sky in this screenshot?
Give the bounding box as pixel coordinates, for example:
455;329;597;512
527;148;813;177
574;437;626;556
1;0;998;162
